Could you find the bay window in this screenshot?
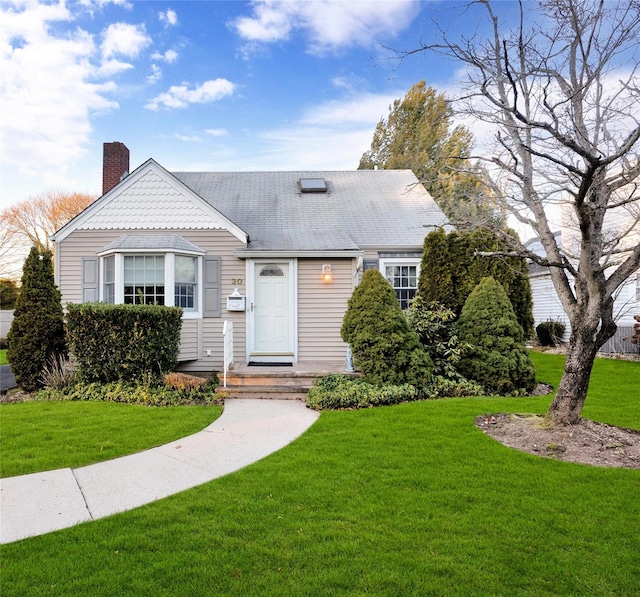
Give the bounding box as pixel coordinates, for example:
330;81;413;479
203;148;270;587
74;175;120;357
97;235;205;317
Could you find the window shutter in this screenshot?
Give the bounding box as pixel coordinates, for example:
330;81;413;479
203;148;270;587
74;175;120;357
81;257;99;302
363;259;379;271
204;257;221;317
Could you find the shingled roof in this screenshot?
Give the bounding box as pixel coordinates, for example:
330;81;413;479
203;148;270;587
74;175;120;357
173;170;450;252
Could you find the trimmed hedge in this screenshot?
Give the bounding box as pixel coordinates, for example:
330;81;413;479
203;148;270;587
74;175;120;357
66;303;183;383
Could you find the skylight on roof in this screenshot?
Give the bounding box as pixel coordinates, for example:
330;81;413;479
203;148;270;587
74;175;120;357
299;178;327;193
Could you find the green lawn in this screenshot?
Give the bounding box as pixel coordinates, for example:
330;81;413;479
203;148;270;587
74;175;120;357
0;401;222;477
1;353;638;596
0;349;7;366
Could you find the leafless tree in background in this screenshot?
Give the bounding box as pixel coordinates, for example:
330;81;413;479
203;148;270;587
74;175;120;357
409;0;640;425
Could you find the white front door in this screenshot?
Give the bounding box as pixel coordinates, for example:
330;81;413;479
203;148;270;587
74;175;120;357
249;261;295;362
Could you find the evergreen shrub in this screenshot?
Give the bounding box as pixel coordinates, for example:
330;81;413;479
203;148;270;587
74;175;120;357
536;320;566;347
306;374;416;410
457;277;536;395
0;278;19;310
7;247;67;392
405;296;472;379
66;303;183;383
418;228;535;338
341;269;432;388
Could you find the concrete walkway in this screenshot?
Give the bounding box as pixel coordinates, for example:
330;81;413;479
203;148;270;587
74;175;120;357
0;399;319;544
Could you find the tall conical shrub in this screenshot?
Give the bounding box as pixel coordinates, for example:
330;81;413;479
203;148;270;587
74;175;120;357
341;269;432;388
418;228;534;339
457;277;535;395
7;247;67;392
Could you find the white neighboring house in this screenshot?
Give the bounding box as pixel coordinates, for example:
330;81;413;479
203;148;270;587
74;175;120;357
528;199;640;353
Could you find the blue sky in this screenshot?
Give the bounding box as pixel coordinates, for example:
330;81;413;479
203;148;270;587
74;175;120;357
1;0;522;206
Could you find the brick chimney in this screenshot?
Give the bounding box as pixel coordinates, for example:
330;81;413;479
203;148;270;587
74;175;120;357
102;142;130;195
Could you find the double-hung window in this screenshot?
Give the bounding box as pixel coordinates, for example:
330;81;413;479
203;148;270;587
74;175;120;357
174;255;197;309
124;255;165;305
379;258;420;310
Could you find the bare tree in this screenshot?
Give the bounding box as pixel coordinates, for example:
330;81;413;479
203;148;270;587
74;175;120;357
0;191;96;278
409;0;640;425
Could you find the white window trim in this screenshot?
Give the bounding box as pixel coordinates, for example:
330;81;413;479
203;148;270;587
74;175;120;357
99;251;203;319
379;257;421;308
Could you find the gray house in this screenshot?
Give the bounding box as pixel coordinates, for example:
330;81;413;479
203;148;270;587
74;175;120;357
51;142;451;374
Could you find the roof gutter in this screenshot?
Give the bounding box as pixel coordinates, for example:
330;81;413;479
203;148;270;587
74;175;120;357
233;249;363;259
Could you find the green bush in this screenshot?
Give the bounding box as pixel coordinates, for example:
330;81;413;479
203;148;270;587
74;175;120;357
7;247;67;392
0;278;19;310
37;377;220;407
306;374;417;410
418;228;535;338
66;303;183;383
341;269;432;388
536;320;566;346
423;376;485;398
457;277;536;395
405;296;472;379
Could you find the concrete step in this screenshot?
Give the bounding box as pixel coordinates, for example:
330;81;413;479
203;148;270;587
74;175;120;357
218;385;309;400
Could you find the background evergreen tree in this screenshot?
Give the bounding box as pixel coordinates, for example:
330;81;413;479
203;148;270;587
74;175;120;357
0;279;19;310
341;269;432;388
456;277;536;395
358;81;502;227
7;246;66;392
418;228;534;338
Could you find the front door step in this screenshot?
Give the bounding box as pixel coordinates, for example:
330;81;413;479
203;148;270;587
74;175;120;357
218;361;358;400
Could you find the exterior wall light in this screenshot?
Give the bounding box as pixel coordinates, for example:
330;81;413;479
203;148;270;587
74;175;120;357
322;263;332;282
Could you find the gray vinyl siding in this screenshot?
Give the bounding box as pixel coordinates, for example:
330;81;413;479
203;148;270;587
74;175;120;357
178;319;200;361
55;228;246;369
298;258;354;361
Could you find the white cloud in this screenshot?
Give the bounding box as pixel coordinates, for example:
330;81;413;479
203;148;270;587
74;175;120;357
261;92;400;166
151;49;178;63
299;92;397;126
78;0;133;9
175;134;203;142
198;89;402;172
159;9;178;27
101;22;151;58
0;1;122;191
205;129;228;137
233;0;420;54
145;79;236;110
146;63;162;84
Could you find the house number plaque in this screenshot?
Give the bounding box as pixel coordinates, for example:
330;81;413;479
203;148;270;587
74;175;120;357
231;278;244;285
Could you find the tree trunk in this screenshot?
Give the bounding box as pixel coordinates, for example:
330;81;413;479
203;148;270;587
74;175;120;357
545;329;598;426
